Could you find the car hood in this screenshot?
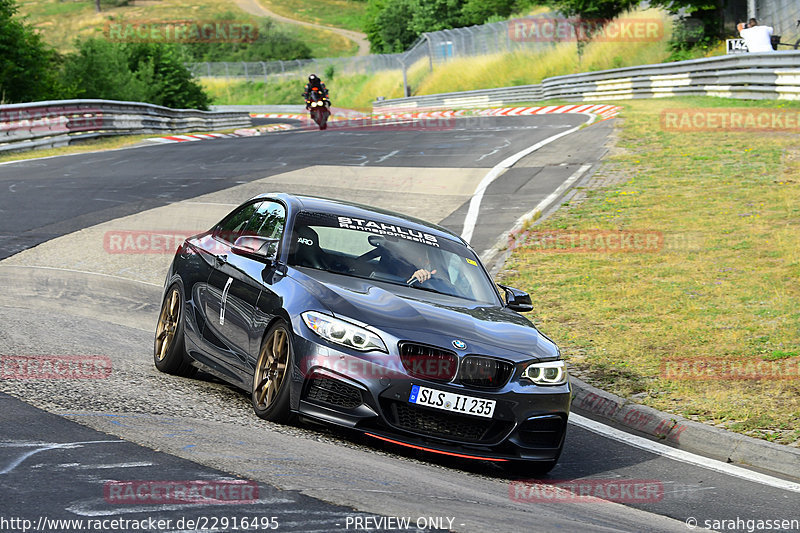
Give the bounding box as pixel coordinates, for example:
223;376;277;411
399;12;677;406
289;268;558;361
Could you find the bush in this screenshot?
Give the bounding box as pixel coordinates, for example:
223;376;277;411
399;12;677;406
182;13;312;62
61;39;210;109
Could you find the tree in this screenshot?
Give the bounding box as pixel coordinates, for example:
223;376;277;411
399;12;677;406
61;39;210;110
365;0;467;53
461;0;519;26
365;0;418;53
407;0;467;35
650;0;726;44
0;0;61;103
542;0;640;23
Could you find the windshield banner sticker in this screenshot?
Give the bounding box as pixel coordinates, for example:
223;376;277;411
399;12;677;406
337;216;440;247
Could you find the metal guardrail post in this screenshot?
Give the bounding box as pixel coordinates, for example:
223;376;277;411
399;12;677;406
424;34;434;72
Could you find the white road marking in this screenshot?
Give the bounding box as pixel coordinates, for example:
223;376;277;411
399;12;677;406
0;440;123;475
0;265;161;287
480;163;592;264
460;113;594;243
76;462;155;469
375;150;399;163
66;497;295;516
570;413;800;494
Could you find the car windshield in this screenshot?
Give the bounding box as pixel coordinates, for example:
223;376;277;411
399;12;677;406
287;210;500;305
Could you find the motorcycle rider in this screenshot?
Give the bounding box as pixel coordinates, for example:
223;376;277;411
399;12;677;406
303;74;331;110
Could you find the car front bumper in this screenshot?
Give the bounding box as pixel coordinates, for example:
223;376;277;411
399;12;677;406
289;333;571;462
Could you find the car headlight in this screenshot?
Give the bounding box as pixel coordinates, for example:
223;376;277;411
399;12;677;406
521;360;568;385
302;311;387;352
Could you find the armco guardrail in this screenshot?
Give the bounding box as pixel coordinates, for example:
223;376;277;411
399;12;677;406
373;51;800;110
0;99;251;154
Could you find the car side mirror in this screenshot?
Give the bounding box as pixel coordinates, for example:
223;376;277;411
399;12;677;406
497;284;533;312
232;236;279;263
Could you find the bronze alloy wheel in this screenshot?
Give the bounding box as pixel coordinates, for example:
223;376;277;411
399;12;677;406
155;287;180;362
153;285;195;377
252;322;292;422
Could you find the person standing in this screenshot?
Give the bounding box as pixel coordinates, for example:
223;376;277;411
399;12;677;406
737;18;775;53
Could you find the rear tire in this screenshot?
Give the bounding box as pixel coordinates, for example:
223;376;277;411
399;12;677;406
251;321;294;423
154;284;196;377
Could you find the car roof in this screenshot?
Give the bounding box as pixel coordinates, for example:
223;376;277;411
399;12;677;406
251;192;467;246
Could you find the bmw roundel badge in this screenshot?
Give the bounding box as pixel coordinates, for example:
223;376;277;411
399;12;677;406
452;339;467;350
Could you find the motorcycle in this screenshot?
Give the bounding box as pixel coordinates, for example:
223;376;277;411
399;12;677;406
306;88;330;130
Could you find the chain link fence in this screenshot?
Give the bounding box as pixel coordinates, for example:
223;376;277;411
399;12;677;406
187;1;798;87
758;0;800;46
186;14;565;88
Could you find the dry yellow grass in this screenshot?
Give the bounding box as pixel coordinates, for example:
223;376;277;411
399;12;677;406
0;134;155;163
414;8;674;95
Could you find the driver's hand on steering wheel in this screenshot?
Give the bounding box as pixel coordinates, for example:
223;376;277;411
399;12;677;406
408;269;436;284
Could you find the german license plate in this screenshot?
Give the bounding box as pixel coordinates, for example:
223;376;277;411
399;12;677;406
408;385;495;418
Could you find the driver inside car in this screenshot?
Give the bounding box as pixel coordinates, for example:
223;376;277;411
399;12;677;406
384;238;446;286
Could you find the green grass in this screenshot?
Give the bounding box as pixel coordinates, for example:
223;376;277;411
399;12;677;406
257;0;365;32
17;0;358;56
202;66;414;110
497;97;800;446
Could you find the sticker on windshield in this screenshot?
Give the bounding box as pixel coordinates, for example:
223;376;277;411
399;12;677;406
465;258;478;266
337;216;440;247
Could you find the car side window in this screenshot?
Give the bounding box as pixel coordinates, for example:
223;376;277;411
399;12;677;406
214;202;261;244
246;201;286;239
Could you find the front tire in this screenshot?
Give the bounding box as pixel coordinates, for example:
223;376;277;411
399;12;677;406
251;321;293;423
154;284;196;377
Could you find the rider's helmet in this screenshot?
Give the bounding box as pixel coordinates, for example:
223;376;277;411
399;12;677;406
308;74;319;85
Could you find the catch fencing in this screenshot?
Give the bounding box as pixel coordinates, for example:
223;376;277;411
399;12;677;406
186;14;571;85
372;51;800;110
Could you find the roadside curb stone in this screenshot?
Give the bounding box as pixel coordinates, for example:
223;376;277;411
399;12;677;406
570;376;800;480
